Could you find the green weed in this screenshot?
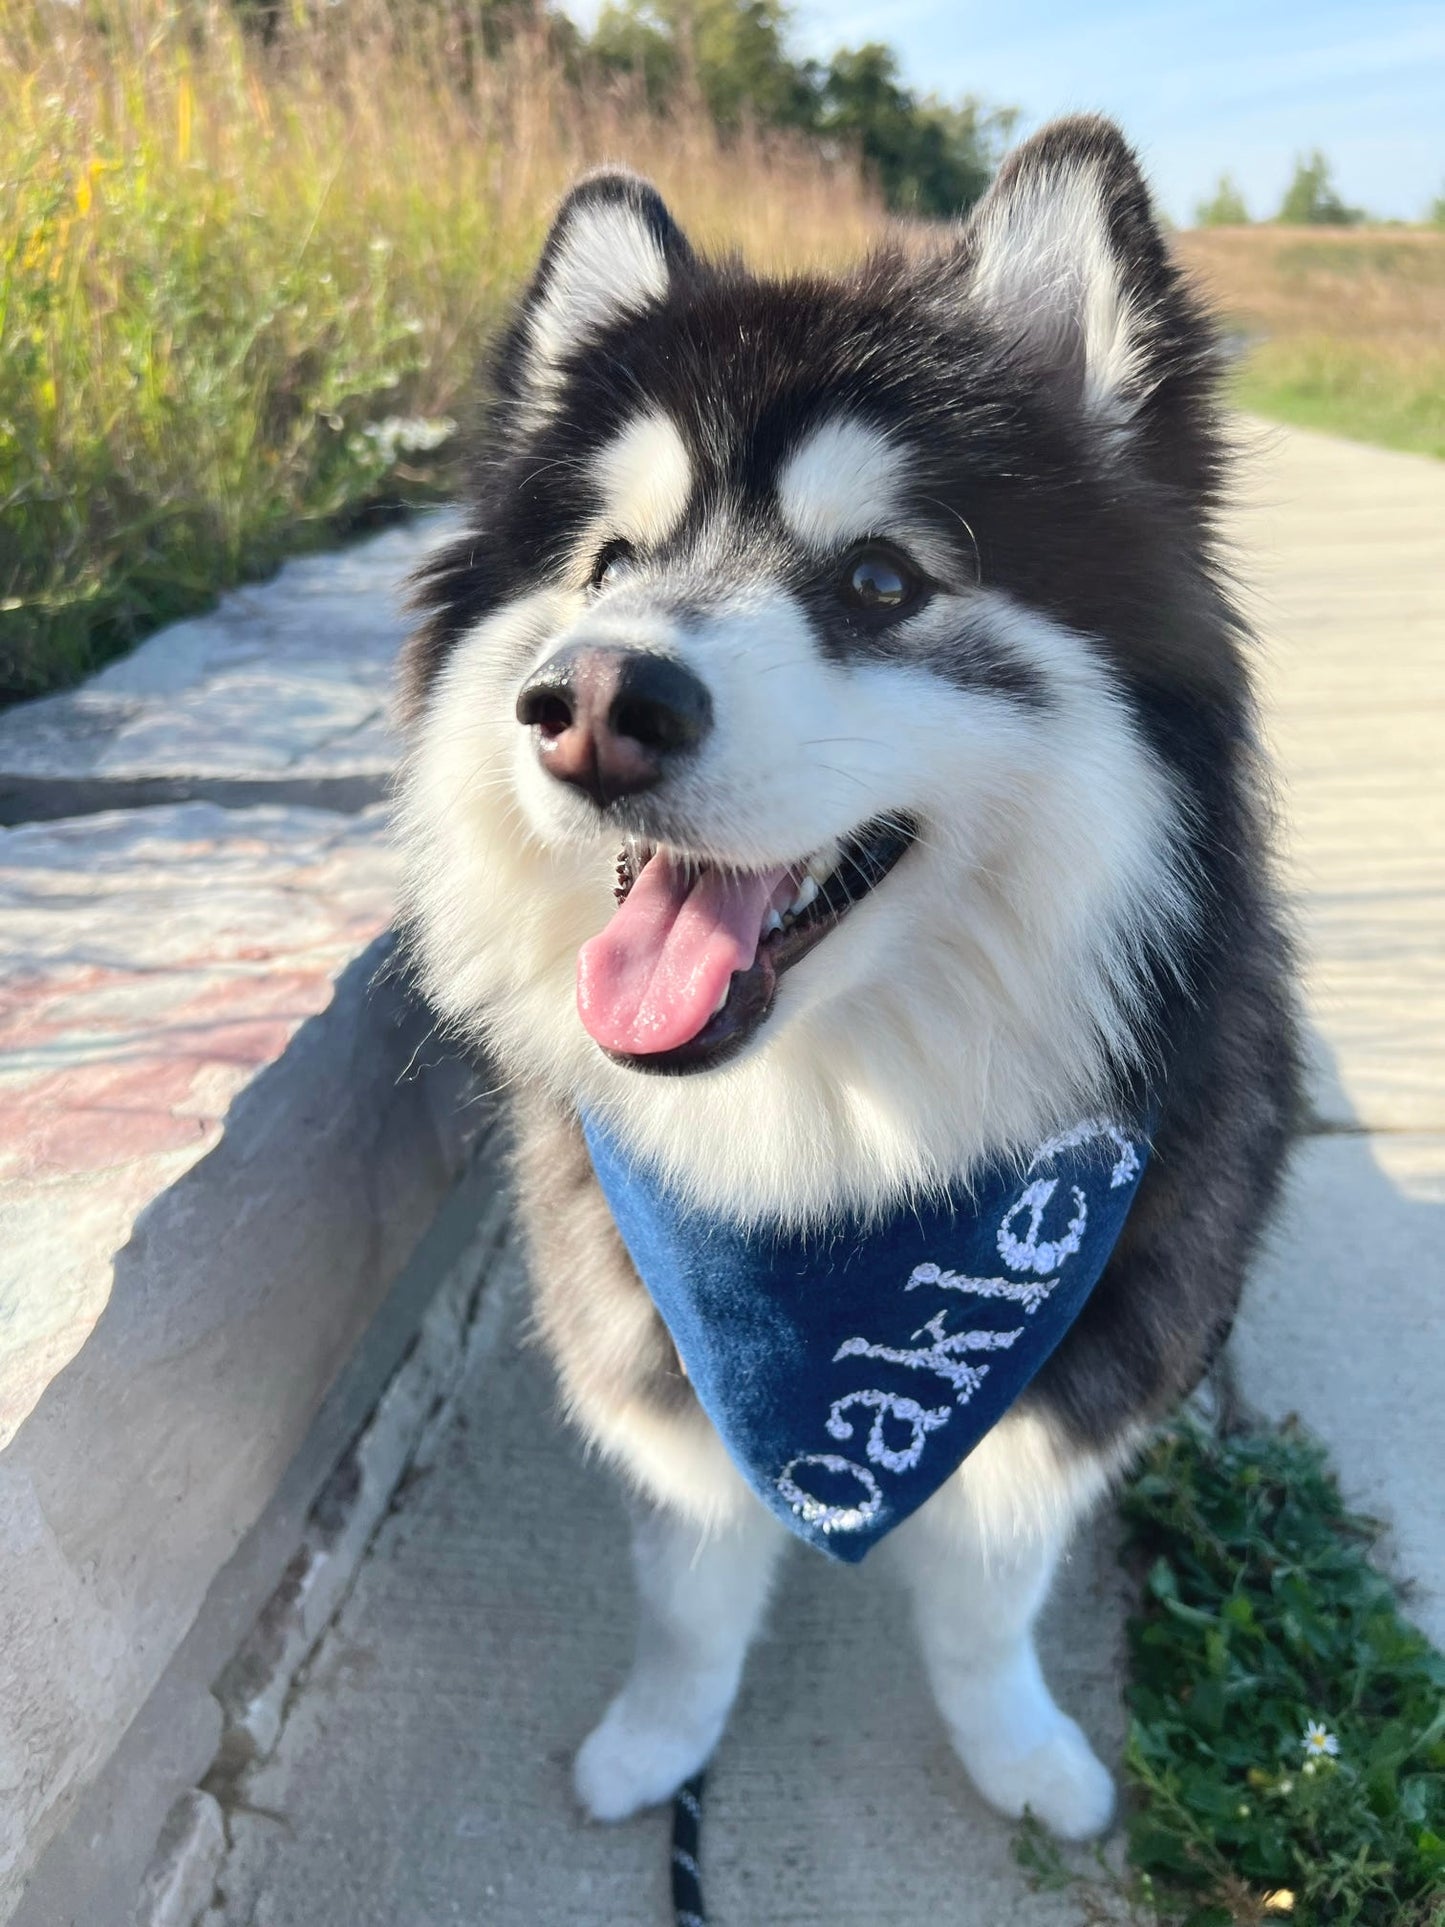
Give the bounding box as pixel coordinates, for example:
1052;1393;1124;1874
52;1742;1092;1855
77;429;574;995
1119;1420;1445;1926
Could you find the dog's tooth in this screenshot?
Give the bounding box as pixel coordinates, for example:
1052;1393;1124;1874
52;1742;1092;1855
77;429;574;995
710;980;732;1016
763;908;784;937
789;874;820;916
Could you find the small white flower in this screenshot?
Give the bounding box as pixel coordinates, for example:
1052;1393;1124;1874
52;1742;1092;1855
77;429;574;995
1302;1721;1339;1758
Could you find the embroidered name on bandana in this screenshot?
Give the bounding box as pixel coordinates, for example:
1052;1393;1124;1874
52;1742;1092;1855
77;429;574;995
582;1114;1150;1562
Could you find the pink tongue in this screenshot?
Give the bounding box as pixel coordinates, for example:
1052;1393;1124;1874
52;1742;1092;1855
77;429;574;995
577;853;791;1054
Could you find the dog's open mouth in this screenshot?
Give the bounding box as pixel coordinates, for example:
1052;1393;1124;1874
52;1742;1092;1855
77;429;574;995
575;817;915;1074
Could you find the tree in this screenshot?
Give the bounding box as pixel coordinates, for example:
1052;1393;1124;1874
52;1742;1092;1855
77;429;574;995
819;43;1013;217
1277;152;1362;226
592;0;819;131
1430;185;1445;228
589;1;1013;216
1195;173;1249;227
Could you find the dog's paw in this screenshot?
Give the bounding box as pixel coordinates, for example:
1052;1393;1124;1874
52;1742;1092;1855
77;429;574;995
573;1696;719;1824
954;1715;1116;1841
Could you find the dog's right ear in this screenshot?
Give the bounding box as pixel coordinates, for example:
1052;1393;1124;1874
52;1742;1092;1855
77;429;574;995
503;171;692;407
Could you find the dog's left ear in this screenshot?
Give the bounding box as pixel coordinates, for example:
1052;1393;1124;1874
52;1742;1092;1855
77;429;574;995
505;170;693;406
961;116;1209;438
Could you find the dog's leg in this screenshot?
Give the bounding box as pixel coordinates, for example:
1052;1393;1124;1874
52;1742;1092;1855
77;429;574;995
574;1499;786;1822
889;1492;1115;1840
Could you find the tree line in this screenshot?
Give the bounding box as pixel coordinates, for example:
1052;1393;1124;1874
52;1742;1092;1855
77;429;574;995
231;4;1445;233
1198;151;1445;228
233;0;1016;219
587;2;1017;218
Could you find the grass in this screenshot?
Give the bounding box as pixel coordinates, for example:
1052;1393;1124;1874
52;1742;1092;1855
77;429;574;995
1174;226;1445;461
1015;1419;1445;1927
1117;1418;1445;1927
0;0;882;703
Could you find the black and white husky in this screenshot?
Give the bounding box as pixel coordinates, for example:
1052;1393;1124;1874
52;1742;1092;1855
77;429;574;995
397;117;1298;1841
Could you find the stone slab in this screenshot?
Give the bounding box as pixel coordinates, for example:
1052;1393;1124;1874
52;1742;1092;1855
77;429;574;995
209;1256;1133;1927
0;801;395;1449
1231;1127;1445;1647
0;517;455;824
8;1152;505;1927
0;800;479;1912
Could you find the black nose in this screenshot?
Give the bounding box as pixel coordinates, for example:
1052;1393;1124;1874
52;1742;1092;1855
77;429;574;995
515;647;713;807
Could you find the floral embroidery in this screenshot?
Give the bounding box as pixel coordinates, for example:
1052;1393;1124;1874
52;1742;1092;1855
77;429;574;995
834;1309;1022;1398
1029;1116;1142;1189
825;1389;953;1473
776;1120;1141;1539
905;1261;1058;1315
776;1453;883;1532
996;1177;1088;1274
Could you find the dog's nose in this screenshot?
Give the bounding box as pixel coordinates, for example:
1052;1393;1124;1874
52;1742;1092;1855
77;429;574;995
515;646;712;806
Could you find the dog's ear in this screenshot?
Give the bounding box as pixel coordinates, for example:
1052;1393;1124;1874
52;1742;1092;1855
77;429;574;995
960;116;1209;438
505;170;692;405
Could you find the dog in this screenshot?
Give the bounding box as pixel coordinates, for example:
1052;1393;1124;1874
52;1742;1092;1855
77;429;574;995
395;115;1299;1842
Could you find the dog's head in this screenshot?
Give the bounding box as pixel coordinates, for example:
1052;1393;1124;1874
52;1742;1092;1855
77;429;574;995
398;117;1239;1221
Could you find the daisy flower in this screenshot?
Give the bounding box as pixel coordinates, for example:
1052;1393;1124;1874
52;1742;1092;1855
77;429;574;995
1302;1720;1339;1758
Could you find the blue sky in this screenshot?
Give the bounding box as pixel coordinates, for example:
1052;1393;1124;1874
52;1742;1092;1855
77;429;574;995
791;0;1445;222
569;1;1445;222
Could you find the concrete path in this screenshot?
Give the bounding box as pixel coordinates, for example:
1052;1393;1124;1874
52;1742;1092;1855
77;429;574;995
208;424;1445;1927
210;1248;1134;1927
1227;424;1445;1644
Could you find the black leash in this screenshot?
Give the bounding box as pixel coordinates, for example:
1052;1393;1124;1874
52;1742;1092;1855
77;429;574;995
669;1773;707;1926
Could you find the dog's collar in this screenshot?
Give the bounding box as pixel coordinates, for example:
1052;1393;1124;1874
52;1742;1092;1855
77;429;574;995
581;1108;1153;1560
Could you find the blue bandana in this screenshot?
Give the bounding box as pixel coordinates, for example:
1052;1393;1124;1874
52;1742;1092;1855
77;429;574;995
582;1112;1152;1562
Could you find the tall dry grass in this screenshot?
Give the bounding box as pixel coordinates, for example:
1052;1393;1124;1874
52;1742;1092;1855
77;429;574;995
0;0;883;700
1175;225;1445;461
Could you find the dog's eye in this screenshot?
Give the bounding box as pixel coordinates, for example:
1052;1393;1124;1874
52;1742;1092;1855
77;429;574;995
590;539;637;593
838;545;919;617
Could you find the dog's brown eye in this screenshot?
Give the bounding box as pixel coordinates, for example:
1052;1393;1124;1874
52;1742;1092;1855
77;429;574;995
839;545;917;615
590;539;637;593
